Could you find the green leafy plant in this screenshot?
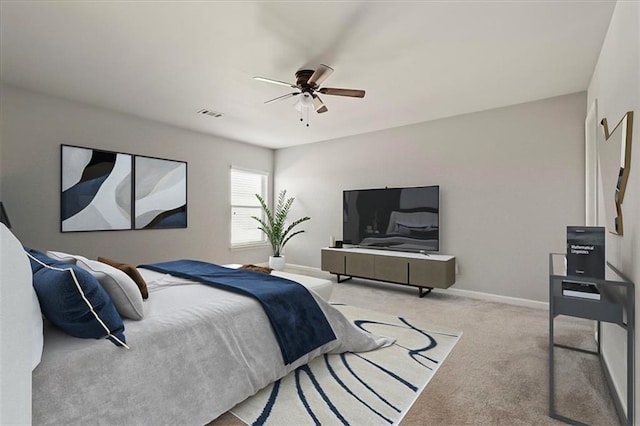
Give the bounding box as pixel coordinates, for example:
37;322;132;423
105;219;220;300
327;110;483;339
252;189;311;257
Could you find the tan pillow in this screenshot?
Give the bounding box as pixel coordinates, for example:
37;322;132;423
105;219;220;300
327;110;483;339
240;264;273;274
97;256;149;299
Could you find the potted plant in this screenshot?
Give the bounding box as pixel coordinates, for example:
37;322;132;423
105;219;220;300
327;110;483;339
252;189;311;271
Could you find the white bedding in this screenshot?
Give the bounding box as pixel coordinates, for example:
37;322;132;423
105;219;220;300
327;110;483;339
32;267;393;425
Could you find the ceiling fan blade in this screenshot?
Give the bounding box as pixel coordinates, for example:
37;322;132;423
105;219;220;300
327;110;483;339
312;94;328;114
318;87;365;98
253;76;297;89
264;92;300;104
307;64;334;87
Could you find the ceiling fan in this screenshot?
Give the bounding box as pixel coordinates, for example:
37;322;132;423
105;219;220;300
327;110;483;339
253;64;365;122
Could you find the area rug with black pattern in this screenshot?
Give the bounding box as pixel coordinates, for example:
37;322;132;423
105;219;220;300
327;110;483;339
230;304;462;425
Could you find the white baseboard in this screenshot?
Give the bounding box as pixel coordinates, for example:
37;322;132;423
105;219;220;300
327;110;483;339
433;287;548;310
284;263;334;278
285;263;548;310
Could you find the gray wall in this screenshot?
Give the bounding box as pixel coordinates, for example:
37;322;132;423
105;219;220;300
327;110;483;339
587;0;639;417
0;84;273;265
0;84;587;303
275;92;586;302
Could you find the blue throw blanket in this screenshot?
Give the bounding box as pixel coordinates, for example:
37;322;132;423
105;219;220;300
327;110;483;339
139;260;337;365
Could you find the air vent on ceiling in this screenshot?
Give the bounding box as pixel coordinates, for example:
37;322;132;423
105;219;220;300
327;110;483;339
197;109;223;118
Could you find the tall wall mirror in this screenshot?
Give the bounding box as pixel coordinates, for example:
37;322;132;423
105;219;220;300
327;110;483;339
597;111;634;235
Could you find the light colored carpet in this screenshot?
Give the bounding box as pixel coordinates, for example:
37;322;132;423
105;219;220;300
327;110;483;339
229;304;461;425
212;272;621;426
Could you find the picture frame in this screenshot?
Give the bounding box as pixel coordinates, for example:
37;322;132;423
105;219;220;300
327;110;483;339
134;155;187;229
598;111;634;235
61;145;133;232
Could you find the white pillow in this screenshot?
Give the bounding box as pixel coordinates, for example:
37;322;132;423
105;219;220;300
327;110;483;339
45;250;79;264
1;223;36;424
31;286;43;370
75;258;144;320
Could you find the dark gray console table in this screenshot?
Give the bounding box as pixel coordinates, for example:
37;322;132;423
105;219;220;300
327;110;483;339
321;247;455;297
548;253;635;425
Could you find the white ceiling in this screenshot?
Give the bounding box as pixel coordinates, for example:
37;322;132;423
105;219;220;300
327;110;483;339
0;1;616;149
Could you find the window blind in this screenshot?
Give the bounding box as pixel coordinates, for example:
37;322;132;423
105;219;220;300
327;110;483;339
230;168;268;246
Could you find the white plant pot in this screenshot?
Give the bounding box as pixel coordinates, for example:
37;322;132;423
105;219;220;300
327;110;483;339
269;255;285;271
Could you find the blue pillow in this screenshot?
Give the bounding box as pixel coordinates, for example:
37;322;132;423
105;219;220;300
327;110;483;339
26;248;127;347
26;246;58;272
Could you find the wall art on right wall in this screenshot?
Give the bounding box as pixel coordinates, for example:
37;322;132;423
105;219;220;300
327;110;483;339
598;110;633;235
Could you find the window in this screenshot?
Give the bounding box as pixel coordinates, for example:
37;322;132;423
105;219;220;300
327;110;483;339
230;167;268;247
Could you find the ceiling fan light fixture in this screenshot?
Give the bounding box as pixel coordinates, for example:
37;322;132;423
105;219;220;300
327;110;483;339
299;92;314;108
293;92;314;112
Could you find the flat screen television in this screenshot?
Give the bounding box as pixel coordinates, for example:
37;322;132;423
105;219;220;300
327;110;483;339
343;185;439;252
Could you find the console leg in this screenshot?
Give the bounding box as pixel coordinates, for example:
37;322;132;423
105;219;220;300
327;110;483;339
419;287;433;298
336;274;352;283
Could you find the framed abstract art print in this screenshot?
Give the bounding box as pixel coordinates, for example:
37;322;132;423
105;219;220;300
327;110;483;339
134;155;187;229
61;145;132;232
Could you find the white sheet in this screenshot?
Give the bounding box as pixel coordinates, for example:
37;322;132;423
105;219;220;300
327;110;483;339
32;267;393;425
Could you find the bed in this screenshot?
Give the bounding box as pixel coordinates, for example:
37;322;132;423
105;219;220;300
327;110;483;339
4;227;393;425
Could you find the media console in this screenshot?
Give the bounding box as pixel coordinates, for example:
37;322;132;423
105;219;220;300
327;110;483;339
321;247;455;297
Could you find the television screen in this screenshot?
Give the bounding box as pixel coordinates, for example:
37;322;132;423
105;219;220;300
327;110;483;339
343;185;439;252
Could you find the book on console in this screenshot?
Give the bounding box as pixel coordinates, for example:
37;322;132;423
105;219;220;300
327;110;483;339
561;280;601;300
566;226;605;279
